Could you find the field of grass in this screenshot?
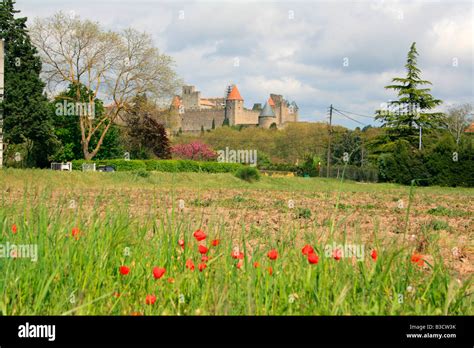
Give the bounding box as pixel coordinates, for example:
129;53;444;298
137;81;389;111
0;168;472;315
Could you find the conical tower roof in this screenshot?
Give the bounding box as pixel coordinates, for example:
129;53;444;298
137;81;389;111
259;102;276;118
227;85;243;101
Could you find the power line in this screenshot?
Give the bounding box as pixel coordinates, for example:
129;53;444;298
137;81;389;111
332;107;375;119
333;109;367;126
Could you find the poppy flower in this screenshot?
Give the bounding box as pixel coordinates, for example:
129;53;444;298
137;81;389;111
267;249;278;260
12;224;18;234
198;263;207;272
411;253;424;267
145;294;156;305
371;249;378;261
198;245;209;254
178;239;185;249
308;252;319;264
302;244;314;256
201;255;209;262
193;229;206;241
119;266;130;275
152;267;166;279
267;266;273;275
231;250;244;260
236;260;243;269
185;259;195;271
131;312;143;316
253;261;260;268
212;239;220;246
72;227;79;237
333;249;342;261
167;277;175;284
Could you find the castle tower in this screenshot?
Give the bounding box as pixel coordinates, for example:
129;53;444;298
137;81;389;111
225;85;243;126
258;102;276;128
168;95;182;133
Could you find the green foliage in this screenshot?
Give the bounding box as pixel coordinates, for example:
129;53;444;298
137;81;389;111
72;159;243;174
297;207;311;219
0;0;57;167
234;166;261;182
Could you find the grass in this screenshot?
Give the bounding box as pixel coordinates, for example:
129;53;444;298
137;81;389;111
0;169;472;315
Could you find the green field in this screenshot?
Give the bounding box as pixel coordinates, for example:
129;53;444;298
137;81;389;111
0;169;472;315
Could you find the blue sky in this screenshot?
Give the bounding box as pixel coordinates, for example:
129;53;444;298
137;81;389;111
16;0;474;128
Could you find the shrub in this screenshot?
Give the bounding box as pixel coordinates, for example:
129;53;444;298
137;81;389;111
234;166;260;182
171;142;217;161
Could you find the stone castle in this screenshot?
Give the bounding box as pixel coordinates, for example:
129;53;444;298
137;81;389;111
167;85;299;133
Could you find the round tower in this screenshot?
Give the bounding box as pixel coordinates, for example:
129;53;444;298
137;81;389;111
225;85;243;126
258;101;276;128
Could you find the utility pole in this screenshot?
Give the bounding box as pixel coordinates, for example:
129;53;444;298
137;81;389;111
0;39;4;169
326;104;333;178
418;125;422;150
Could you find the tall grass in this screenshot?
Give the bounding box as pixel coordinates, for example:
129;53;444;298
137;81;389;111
0;169;471;315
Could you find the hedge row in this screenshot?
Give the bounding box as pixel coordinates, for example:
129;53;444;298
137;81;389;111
71;159;244;173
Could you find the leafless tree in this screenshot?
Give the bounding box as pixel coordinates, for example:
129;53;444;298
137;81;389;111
444;103;473;145
31;12;180;159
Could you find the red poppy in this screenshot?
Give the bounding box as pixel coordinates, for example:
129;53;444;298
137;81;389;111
198;245;209;254
308;252;319;264
236;260;243;269
186;259;195;271
371;249;378;261
145;294;156;305
231;250;244;260
178;239;185;249
267;249;278;260
253;261;260;268
72;227;79;237
212;239;220;246
198;263;207;272
201;255;209;262
302;244;314;256
411;253;424;267
167;277;175;284
119;266;130;275
152;267;166;279
267;266;273;275
12;224;18;234
113;292;121;298
193;229;206;241
333;249;342;261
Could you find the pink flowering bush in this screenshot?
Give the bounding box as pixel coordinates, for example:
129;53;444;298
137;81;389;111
171;142;217;161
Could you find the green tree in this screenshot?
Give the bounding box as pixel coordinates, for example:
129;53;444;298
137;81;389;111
0;0;57;167
376;42;443;146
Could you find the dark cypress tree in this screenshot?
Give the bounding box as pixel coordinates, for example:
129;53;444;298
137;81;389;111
0;0;57;167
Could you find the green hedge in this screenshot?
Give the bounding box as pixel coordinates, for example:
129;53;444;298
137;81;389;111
72;159;244;174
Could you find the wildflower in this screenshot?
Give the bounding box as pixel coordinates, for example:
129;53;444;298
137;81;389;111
198;245;209;254
72;227;80;237
198;263;207;272
253;261;260;268
307;252;319;265
333;249;342;261
212;239;220;246
193;229;206;242
178;239;185;249
12;224;18;234
152;267;166;279
113;292;121;298
406;286;414;293
302;244;314;256
267;249;278;260
236;260;243;269
267;266;273;275
201;255;209;262
370;249;378;261
231;250;244;260
119;266;130;275
167;277;175;284
186;259;195;271
411;253;424;267
145;294;156;305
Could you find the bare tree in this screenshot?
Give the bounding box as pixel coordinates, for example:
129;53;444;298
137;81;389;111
444;103;473;145
31;12;180;159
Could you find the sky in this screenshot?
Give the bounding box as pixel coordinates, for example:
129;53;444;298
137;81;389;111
15;0;474;128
